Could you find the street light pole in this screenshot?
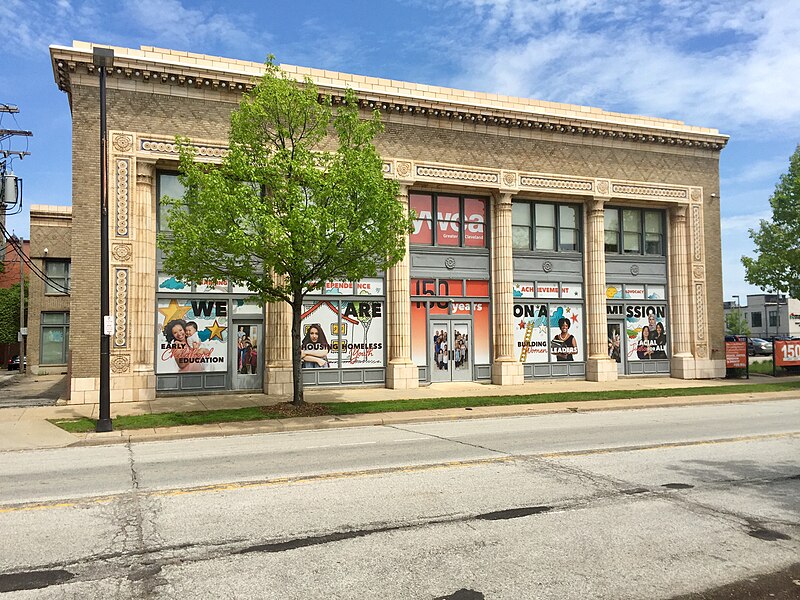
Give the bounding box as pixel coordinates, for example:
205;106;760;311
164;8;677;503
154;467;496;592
94;47;114;433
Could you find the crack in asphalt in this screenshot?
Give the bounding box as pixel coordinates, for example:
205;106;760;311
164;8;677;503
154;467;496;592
2;435;797;595
385;424;512;456
3;470;795;595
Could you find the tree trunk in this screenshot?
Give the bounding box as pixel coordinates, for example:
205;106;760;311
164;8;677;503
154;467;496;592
290;294;304;406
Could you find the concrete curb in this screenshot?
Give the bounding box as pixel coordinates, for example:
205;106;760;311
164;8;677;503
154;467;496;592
66;390;799;448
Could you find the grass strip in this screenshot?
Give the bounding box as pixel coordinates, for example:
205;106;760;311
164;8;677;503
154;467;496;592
50;380;800;434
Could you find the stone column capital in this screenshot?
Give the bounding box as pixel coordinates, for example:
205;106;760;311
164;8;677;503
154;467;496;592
495;191;514;214
588;196;609;216
671;203;689;221
135;159;157;184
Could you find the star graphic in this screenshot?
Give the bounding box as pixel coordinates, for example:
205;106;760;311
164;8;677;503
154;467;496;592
159;299;191;325
519;319;527;329
207;319;228;341
571;313;579;323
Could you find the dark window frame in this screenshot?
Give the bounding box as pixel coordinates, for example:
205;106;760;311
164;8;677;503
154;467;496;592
44;260;71;295
604;206;665;257
40;311;70;365
511;200;582;253
409;191;489;249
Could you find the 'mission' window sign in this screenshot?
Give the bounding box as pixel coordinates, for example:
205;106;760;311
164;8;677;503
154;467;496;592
410;193;487;247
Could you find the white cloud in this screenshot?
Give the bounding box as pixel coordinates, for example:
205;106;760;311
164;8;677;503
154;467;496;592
122;0;263;54
720;211;771;232
723;157;787;185
721;213;771;298
441;0;800;134
0;0;264;59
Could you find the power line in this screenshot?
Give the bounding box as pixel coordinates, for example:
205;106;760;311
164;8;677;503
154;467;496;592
0;222;71;294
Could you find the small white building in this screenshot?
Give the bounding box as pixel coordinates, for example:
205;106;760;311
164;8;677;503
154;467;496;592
725;294;800;339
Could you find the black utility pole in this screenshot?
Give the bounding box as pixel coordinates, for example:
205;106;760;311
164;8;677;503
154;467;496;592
94;48;114;433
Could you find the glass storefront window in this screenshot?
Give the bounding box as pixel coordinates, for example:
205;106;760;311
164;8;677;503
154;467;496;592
301;300;385;369
41;312;69;364
535;204;556;251
464;198;486;247
410;193;433;245
512;203;532;249
623;209;642;254
436;196;461;246
647;285;666;300
644;211;664;255
558;205;578;251
157;172;188;233
156;298;229;374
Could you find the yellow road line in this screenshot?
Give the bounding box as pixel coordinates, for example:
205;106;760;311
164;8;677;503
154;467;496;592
1;431;797;514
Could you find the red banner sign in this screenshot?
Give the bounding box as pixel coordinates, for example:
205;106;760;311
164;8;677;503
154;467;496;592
774;340;800;367
725;341;748;369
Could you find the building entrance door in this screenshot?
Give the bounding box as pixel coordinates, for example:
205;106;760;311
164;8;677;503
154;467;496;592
430;319;473;383
232;322;263;390
607;320;624;375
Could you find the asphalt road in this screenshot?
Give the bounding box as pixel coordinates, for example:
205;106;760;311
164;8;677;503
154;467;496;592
0;399;798;599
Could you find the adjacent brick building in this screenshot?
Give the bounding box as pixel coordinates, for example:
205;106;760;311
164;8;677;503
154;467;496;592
26;205;72;375
49;41;728;404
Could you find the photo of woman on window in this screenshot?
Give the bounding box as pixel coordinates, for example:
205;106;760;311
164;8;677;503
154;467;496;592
301;323;330;368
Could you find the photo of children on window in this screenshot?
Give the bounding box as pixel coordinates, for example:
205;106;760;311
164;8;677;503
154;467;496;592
164;318;211;372
236;325;259;374
301;323;331;368
551;317;579;361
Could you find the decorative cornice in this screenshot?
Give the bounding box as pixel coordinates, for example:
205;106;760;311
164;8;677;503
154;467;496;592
51;43;729;151
611;183;688;200
415;165;499;184
139;138;228;160
121;134;700;205
520;175;593;192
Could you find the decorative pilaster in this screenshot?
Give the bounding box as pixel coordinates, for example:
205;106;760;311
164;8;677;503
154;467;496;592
491;192;524;385
585;196;617;381
265;276;293;395
386;184;418;389
131;160;157;390
669;204;696;378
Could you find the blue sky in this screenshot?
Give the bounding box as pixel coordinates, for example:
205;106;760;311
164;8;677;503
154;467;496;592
1;0;798;303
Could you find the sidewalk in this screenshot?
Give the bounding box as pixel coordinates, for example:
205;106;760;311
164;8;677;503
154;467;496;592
0;374;797;452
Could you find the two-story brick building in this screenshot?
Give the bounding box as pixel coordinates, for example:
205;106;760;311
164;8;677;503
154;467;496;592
26;205;72;375
49;41;728;404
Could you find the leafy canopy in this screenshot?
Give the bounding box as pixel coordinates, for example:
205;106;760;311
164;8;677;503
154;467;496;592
742;144;800;298
725;310;750;336
159;59;412;305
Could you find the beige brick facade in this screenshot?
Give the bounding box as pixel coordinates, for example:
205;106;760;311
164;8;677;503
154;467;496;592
50;41;728;402
27;205;72;375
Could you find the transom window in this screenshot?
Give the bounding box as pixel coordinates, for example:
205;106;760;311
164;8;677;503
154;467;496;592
512;201;580;252
410;192;487;248
605;207;664;256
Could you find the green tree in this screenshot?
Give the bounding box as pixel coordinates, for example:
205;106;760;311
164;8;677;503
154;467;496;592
159;60;413;406
742;144;800;296
0;281;26;344
725;310;750;336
